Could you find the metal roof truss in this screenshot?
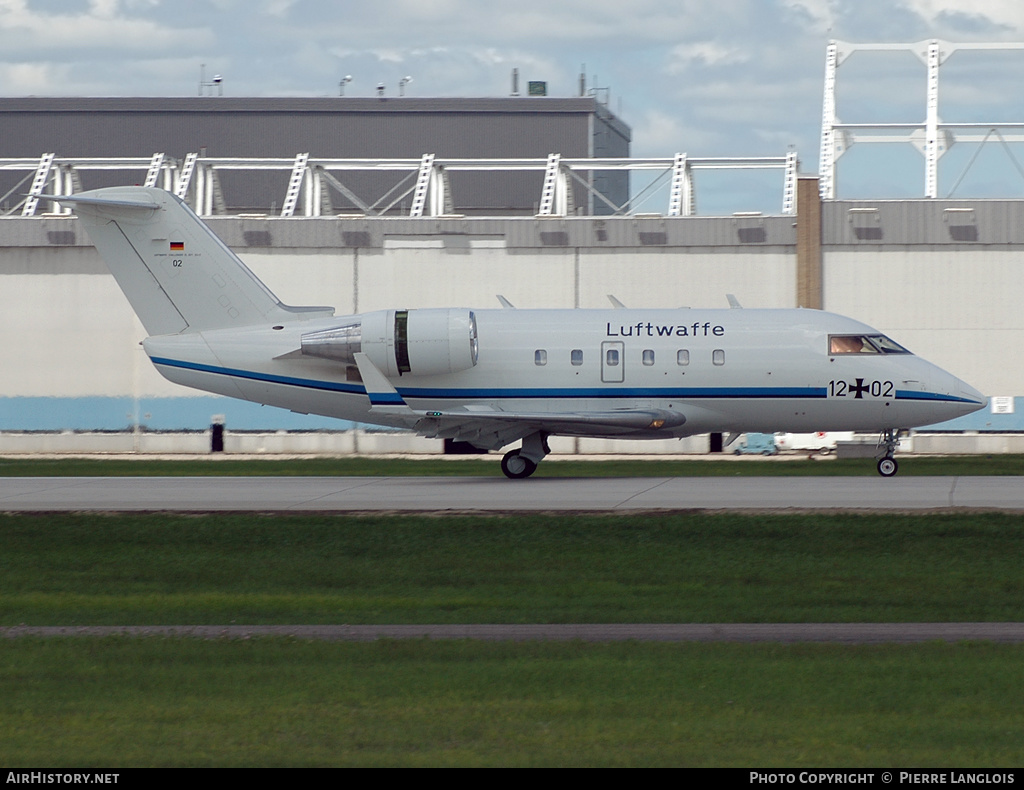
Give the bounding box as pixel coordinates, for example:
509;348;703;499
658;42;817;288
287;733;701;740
1;152;797;217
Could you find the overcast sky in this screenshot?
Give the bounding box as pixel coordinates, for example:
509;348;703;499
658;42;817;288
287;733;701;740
6;0;1024;212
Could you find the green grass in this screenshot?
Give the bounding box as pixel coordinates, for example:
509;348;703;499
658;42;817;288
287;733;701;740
5;510;1024;766
3;512;1024;625
2;453;1024;477
2;638;1022;767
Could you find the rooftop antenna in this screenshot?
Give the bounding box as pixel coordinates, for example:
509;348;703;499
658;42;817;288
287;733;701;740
199;64;223;96
589;74;610;105
339;75;352;96
511;68;519;97
399;76;412;96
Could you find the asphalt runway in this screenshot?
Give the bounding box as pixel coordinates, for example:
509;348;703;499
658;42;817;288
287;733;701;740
2;474;1024;511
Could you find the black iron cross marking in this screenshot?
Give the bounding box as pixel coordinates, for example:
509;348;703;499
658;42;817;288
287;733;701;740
848;378;869;399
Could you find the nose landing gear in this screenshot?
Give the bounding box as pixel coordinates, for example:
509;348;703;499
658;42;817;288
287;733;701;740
876;429;902;477
876;456;898;477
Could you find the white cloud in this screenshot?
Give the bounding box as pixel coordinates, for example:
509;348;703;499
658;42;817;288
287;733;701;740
259;0;298;16
782;0;839;29
370;49;407;65
0;0;212;55
633;109;692;153
904;0;1024;33
88;0;120;18
0;61;71;94
666;42;750;73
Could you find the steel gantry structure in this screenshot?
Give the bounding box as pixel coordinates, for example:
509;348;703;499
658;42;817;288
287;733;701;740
2;152;798;218
820;39;1024;199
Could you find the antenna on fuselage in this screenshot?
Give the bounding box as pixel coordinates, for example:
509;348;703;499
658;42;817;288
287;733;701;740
607;295;627;309
727;294;743;309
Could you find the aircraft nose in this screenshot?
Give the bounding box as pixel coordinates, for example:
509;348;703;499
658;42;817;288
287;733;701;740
957;380;987;416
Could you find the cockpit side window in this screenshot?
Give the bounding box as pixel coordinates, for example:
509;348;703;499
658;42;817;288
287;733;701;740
829;335;911;355
870;335;911;354
830;335;872;354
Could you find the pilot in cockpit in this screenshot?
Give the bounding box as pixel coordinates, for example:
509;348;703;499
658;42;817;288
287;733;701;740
830;335;865;354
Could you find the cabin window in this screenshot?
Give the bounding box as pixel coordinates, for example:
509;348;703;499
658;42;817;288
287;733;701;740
606;348;620;366
534;349;547;366
571;349;584;366
677;349;690;366
712;349;725;366
829;334;911;355
642;349;655;366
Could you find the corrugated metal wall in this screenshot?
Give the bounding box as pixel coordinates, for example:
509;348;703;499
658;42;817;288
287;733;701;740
0;97;629;215
823;200;1024;245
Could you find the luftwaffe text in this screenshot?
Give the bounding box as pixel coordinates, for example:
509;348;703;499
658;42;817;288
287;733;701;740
606;321;725;338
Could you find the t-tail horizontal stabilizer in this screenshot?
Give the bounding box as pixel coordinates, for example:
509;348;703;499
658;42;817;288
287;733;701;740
60;186;334;336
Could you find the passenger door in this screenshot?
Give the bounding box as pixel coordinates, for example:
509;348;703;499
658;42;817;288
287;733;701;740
601;340;625;383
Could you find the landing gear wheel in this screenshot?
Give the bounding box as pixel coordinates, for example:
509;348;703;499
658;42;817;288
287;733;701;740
501;449;537;479
877;457;898;477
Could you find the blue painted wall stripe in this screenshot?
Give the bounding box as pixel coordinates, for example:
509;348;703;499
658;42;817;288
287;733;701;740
0;397;360;432
1;395;1018;432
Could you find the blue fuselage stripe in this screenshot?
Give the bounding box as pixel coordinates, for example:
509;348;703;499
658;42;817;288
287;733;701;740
895;390;983;405
149;356;975;405
151;356;365;394
368;393;407;405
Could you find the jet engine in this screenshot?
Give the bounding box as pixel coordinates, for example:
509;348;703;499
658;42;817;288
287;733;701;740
300;308;478;377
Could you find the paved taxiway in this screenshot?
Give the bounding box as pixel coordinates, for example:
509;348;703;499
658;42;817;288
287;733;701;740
2;475;1023;511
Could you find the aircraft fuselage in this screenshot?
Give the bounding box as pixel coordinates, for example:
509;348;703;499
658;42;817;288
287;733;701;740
144;306;983;439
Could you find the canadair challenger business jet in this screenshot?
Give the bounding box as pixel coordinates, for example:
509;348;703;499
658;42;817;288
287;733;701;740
62;187;985;479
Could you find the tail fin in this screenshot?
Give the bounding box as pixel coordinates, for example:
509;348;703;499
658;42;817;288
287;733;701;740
66;186;333;335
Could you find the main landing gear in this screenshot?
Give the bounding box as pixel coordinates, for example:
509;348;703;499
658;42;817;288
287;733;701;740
876;428;902;477
500;432;550;479
501;450;537;479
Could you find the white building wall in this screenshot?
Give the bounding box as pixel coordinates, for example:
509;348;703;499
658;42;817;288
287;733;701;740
5;243;1017;405
577;251;795;310
354;247;576;311
243;251;356;315
0;249;158;398
2;243;798;406
5;210;1024;444
823;248;1024;396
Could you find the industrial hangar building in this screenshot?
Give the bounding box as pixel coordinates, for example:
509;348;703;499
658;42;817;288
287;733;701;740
0;97;630;216
1;91;1021;454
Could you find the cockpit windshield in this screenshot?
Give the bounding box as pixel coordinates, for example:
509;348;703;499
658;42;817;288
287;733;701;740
829;335;911;355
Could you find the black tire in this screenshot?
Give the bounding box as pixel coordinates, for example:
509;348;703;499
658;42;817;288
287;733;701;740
877;457;898;477
501;450;537;479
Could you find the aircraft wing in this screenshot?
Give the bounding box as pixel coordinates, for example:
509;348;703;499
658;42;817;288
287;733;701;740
407;407;686;449
353;352;685;450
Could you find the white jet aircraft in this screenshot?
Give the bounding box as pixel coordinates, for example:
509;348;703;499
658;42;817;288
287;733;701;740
62;186;985;479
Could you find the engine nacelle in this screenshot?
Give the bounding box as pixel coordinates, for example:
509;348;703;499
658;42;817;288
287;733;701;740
301;308;479;377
